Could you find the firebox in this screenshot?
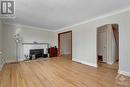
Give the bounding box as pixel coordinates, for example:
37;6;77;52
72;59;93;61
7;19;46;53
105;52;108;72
29;49;44;60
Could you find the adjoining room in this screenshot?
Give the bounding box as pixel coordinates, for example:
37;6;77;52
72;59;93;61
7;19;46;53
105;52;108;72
58;31;72;59
97;24;119;70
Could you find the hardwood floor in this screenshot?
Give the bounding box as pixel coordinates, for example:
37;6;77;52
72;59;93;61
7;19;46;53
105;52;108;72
0;56;130;87
98;61;119;70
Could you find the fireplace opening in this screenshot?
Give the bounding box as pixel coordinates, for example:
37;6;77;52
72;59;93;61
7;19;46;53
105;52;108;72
29;49;44;60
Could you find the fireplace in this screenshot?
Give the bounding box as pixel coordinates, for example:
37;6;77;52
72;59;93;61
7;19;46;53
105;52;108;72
29;49;44;60
18;43;49;61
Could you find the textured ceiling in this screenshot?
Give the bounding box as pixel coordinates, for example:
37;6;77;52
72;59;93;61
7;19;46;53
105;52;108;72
4;0;130;30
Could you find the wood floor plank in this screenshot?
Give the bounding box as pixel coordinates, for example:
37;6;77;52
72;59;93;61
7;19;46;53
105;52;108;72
0;56;130;87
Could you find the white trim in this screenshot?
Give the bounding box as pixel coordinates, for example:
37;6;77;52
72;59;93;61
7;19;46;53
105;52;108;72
6;60;16;63
55;7;130;32
3;22;55;32
107;62;114;65
72;58;97;67
118;70;130;77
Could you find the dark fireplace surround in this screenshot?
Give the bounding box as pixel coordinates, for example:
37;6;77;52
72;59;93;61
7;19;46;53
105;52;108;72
29;49;44;60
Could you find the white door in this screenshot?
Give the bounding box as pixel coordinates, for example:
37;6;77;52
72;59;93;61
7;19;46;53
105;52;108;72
98;27;107;62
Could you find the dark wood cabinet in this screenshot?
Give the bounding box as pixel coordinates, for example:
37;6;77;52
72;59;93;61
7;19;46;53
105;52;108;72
48;47;57;58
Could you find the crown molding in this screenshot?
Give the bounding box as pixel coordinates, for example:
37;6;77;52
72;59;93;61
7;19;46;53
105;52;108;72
55;7;130;32
2;6;130;33
3;22;55;32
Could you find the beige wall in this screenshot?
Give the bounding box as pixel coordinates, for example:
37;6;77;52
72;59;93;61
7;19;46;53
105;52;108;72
56;10;130;76
60;32;72;55
2;24;56;62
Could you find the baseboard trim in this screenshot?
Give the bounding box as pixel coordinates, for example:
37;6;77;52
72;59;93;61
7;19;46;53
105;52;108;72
6;60;17;63
72;59;97;67
107;62;114;65
118;70;130;77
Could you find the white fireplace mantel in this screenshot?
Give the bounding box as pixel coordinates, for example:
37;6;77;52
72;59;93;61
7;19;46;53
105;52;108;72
18;43;49;61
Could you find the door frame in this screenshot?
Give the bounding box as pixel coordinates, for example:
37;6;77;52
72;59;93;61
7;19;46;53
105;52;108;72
58;31;72;57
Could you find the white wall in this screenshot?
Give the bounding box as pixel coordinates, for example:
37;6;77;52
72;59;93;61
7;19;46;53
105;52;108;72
20;27;55;46
0;21;2;52
2;24;55;62
60;32;72;55
3;24;17;62
0;21;6;70
0;21;3;70
56;10;130;76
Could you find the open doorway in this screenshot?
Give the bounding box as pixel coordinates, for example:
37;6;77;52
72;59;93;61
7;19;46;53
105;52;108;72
97;24;119;70
58;31;72;59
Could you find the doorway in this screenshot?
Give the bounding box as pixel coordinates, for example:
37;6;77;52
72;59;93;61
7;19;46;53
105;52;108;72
58;31;72;59
97;24;119;69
